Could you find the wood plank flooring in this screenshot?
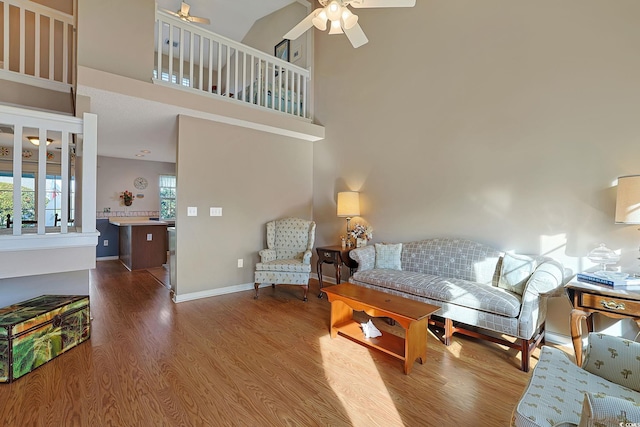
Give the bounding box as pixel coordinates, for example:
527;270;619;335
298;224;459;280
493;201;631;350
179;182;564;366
0;261;555;426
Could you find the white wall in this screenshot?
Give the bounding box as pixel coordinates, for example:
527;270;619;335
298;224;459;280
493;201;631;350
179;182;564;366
312;0;640;341
0;270;89;308
97;156;175;216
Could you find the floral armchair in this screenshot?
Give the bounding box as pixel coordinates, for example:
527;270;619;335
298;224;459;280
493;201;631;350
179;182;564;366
512;333;640;427
254;217;316;302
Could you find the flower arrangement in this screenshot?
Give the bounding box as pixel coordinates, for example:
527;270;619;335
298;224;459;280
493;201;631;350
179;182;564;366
121;190;133;206
350;223;373;241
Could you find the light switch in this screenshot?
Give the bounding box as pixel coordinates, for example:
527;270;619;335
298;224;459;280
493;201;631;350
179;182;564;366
146;234;153;241
187;207;198;216
210;207;222;216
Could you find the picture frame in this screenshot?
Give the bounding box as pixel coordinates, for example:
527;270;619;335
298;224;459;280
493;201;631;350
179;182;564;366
274;39;290;62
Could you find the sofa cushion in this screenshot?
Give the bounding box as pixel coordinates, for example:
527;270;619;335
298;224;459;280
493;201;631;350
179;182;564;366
352;269;522;318
498;253;537;295
400;239;502;284
374;243;402;270
512;346;640;427
582;333;640;392
255;259;311;273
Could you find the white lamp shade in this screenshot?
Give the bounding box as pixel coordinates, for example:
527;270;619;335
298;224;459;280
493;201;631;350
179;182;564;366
615;175;640;223
337;191;360;217
341;8;358;30
312;10;327;30
328;20;343;34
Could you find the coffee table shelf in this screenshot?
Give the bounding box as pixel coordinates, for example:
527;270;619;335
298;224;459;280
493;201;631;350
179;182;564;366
333;319;405;360
323;283;440;374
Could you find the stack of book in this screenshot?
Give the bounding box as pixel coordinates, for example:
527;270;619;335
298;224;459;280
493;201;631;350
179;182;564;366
576;272;640;288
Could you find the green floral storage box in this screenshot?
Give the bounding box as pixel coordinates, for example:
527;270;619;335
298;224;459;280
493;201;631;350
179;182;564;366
0;295;90;383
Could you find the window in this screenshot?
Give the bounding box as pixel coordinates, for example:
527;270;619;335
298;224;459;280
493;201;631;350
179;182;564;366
0;172;36;226
0;172;74;227
153;70;190;87
159;175;176;220
44;174;75;226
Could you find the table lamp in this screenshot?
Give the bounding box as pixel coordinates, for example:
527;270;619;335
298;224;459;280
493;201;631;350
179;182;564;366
615;175;640;224
337;191;360;234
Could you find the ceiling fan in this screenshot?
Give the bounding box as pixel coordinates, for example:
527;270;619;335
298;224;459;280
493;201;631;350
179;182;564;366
162;2;210;25
284;0;416;49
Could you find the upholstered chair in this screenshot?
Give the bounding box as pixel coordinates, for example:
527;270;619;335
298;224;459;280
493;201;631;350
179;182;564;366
254;217;316;301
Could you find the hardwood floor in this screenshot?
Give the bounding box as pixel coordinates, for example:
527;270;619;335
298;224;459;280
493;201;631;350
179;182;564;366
0;261;550;426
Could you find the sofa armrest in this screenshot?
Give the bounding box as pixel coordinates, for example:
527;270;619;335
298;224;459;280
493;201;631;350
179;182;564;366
258;249;276;263
349;245;376;272
517;259;565;339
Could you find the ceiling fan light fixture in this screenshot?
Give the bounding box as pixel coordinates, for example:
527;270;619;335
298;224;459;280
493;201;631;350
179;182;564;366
326;1;342;21
312;9;328;31
27;136;53;146
328;19;344;34
341;8;358;30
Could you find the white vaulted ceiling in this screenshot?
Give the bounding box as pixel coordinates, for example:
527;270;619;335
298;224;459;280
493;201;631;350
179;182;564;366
155;0;299;42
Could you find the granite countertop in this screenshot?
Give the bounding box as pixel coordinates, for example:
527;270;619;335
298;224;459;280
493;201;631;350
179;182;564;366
109;219;168;226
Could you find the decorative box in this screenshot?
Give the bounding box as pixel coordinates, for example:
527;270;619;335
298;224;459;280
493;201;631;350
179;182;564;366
0;295;90;383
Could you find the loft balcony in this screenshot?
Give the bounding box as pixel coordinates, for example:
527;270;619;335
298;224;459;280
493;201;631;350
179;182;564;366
154;6;311;121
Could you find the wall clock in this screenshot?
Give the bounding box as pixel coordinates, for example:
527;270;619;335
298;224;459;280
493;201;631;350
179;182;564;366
134;177;148;190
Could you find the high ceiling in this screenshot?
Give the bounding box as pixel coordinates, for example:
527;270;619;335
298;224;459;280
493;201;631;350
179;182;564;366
155;0;300;42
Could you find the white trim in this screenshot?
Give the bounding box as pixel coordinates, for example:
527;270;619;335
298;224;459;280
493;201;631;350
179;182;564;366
0;232;99;251
544;331;572;348
172;282;258;303
0;69;73;93
97;256;119;261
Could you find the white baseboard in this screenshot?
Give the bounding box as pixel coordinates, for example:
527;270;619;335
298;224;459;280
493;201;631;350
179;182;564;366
97;256;119;261
173;282;263;303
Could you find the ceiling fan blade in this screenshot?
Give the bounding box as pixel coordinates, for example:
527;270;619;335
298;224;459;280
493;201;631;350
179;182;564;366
180;2;190;14
343;22;368;48
350;0;415;8
284;8;322;40
189;16;210;25
161;8;181;17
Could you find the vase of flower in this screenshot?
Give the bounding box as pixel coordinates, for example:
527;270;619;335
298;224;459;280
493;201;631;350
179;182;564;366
121;190;133;206
350;223;373;248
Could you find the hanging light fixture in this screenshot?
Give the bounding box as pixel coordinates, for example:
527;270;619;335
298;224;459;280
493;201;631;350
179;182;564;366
27;136;53;146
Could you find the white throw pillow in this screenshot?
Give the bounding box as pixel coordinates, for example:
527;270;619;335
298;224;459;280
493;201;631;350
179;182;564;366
374;243;402;270
497;253;536;295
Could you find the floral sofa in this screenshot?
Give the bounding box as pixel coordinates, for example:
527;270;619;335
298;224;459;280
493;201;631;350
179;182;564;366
512;333;640;427
348;238;566;371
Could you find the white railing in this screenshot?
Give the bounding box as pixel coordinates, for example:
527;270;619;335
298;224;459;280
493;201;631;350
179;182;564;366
0;105;97;241
0;0;75;92
155;8;310;119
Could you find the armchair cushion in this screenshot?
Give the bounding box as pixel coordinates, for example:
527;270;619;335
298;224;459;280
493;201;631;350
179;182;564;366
579;392;640;427
255;259;312;273
582;333;640;392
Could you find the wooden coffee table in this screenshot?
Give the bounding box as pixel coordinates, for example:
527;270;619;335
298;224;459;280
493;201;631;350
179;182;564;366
322;283;440;374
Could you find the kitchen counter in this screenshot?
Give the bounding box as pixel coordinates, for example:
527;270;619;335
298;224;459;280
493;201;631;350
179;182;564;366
109;218;168;270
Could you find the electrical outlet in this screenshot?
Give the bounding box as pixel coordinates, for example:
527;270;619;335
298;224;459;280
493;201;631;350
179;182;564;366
146;234;153;241
103;240;108;246
237;259;243;268
187;207;197;216
210;207;222;216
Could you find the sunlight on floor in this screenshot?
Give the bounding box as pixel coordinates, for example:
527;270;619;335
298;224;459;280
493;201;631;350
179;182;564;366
443;340;462;358
318;334;404;426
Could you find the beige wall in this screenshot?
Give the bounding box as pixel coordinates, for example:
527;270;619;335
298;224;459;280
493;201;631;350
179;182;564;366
243;2;310;70
77;0;154;82
97;156;175;215
174;114;313;297
312;0;640;339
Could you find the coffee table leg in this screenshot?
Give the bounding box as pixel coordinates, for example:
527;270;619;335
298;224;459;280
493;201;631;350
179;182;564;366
330;300;353;338
404;318;428;375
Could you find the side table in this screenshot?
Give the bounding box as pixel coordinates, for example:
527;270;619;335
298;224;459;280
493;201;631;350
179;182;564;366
566;279;640;366
316;245;358;298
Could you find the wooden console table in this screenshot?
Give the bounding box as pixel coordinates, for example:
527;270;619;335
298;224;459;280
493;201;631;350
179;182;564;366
316;245;358;297
566;279;640;366
322;283;440;374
